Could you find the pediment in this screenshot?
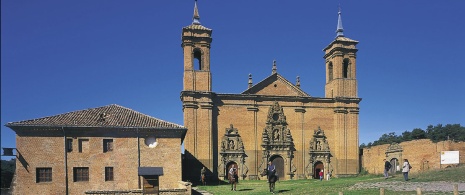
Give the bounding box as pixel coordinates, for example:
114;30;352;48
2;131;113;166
241;73;310;97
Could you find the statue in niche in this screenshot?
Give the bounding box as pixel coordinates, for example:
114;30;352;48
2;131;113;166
316;141;321;150
229;140;235;150
273;129;279;141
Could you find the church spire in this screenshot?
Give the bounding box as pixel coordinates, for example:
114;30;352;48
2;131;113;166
193;0;201;25
336;6;344;37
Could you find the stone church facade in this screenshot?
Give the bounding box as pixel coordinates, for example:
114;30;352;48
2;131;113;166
181;2;361;181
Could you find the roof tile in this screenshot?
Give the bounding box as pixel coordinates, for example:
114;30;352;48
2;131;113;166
6;104;185;129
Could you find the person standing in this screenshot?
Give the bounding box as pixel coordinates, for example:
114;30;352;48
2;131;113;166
229;164;238;191
383;159;392;179
319;170;324;181
402;159;411;181
326;169;331;181
200;167;206;186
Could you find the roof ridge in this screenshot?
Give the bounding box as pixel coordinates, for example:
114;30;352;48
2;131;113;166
6;104;185;129
6;104;118;125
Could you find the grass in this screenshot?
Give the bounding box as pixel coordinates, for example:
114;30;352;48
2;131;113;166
195;166;465;195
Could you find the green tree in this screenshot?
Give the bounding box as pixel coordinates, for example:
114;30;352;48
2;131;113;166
411;128;426;139
426;124;465;142
1;159;15;188
402;130;412;141
373;132;401;146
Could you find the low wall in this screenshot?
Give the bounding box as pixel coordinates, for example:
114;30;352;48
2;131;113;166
362;139;465;175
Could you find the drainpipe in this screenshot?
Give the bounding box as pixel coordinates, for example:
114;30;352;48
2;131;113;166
63;127;69;195
137;128;141;189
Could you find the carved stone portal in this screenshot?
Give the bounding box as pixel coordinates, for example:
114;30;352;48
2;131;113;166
385;143;403;173
218;124;248;180
259;102;296;180
306;127;332;178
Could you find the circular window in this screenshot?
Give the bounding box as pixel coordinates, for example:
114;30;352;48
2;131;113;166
145;137;158;148
272;113;279;121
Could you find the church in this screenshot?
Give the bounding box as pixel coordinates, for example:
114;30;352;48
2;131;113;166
181;2;361;181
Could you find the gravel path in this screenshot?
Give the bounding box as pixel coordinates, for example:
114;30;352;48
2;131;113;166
349;181;465;193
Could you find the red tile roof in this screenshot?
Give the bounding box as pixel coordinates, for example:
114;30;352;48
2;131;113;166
6;104;185;129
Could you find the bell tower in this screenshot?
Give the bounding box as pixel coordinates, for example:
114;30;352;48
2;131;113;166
323;9;358;98
323;8;361;176
181;0;215;182
181;0;212;92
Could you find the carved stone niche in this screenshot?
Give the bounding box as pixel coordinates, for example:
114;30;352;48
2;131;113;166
218;124;248;180
385;143;403;173
306;127;332;178
259;101;296;180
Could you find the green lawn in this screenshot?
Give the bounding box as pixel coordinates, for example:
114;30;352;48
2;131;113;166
196;166;465;195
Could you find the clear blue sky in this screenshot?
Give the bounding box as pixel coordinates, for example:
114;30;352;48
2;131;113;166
2;1;464;160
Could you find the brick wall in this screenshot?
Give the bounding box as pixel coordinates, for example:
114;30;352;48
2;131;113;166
362;139;465;175
13;134;183;195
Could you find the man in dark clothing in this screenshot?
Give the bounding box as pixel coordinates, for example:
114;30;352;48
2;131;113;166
383;159;392;179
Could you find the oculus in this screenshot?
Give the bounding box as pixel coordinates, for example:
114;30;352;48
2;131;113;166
145;137;158;148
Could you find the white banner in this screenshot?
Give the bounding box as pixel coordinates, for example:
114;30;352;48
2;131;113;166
440;151;459;164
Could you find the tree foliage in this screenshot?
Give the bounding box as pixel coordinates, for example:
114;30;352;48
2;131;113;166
1;159;15;188
360;124;465;148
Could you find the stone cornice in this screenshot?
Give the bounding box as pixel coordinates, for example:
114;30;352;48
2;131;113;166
334;107;348;114
247;106;259;111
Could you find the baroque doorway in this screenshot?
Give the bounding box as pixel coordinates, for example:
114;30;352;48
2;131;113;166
226;161;238;181
271;156;285;180
313;161;324;179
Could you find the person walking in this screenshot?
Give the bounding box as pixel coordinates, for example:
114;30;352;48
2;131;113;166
383;159;392;179
319;170;324;181
267;161;277;193
229;164;238;191
402;159;411;181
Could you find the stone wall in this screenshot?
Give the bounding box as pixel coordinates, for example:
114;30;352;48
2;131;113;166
362;139;465;175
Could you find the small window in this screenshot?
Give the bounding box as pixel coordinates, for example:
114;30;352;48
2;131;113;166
74;167;89;182
328;62;333;81
66;139;73;152
343;59;350;78
78;139;89;153
105;167;114;181
193;49;202;70
36;168;52;183
103;139;113;153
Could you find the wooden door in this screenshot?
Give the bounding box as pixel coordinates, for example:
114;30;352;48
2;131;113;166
314;161;324;179
226;162;238;180
272;156;285;180
142;175;159;195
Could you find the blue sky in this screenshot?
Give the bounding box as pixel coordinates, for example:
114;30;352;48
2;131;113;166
2;1;464;160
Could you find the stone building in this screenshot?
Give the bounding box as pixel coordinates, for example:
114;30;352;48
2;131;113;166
6;104;189;195
181;2;361;181
362;139;465;175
